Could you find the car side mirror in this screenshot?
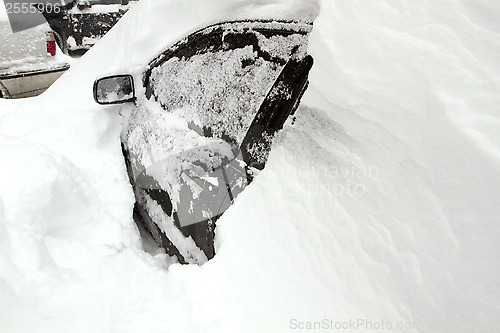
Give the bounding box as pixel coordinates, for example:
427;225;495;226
93;75;135;105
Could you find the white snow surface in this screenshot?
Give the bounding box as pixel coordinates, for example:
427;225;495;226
1;0;500;332
0;2;7;22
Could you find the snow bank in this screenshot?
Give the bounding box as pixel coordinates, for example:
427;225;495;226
1;0;500;332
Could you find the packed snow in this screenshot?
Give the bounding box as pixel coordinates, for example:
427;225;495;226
1;0;500;332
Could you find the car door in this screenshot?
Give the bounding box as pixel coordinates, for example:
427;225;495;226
123;20;314;264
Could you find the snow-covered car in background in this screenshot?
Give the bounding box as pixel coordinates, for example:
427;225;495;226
0;20;69;98
41;0;132;55
94;19;314;264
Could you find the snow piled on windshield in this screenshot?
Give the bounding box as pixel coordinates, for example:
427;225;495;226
148;22;310;144
149;45;278;143
1;0;500;332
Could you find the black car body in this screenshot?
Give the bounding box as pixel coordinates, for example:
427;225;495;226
94;19;314;264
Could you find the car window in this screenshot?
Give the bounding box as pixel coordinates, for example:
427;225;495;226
146;21;309;145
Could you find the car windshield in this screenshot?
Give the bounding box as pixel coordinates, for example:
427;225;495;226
146;21;310;145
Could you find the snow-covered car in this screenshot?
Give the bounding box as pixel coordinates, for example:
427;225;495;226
0;20;69;98
41;0;132;55
93;19;314;264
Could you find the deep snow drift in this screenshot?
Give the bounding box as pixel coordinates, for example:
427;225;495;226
1;0;500;332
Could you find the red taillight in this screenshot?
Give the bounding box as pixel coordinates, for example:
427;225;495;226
46;31;56;56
